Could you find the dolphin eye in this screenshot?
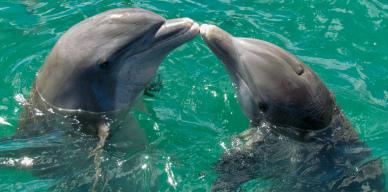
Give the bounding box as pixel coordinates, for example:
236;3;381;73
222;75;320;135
296;65;304;75
99;61;110;70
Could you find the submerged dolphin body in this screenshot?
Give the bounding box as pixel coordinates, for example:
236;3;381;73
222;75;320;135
1;8;199;191
200;24;384;191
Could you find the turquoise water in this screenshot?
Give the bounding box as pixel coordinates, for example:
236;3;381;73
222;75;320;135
0;0;387;191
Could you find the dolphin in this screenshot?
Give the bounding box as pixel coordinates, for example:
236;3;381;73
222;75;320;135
200;24;384;191
1;8;199;191
18;8;199;140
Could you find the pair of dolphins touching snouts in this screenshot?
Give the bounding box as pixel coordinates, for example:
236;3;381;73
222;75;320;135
5;8;384;191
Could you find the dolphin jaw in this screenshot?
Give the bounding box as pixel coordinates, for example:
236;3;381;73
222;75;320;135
154;18;198;44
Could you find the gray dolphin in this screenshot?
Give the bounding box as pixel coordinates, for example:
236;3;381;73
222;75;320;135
200;24;384;191
2;8;199;191
18;8;199;137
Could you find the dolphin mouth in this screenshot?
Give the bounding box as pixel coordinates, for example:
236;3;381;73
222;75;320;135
153;18;199;45
110;17;198;65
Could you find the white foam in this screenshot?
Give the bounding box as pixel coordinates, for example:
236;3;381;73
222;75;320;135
0;117;11;126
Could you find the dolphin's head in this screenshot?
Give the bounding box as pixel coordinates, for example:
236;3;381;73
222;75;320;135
200;24;334;131
36;8;199;113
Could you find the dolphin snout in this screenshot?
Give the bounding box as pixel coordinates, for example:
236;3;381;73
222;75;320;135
167;17;195;29
154;18;199;42
199;24;215;36
200;24;236;61
200;24;231;41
